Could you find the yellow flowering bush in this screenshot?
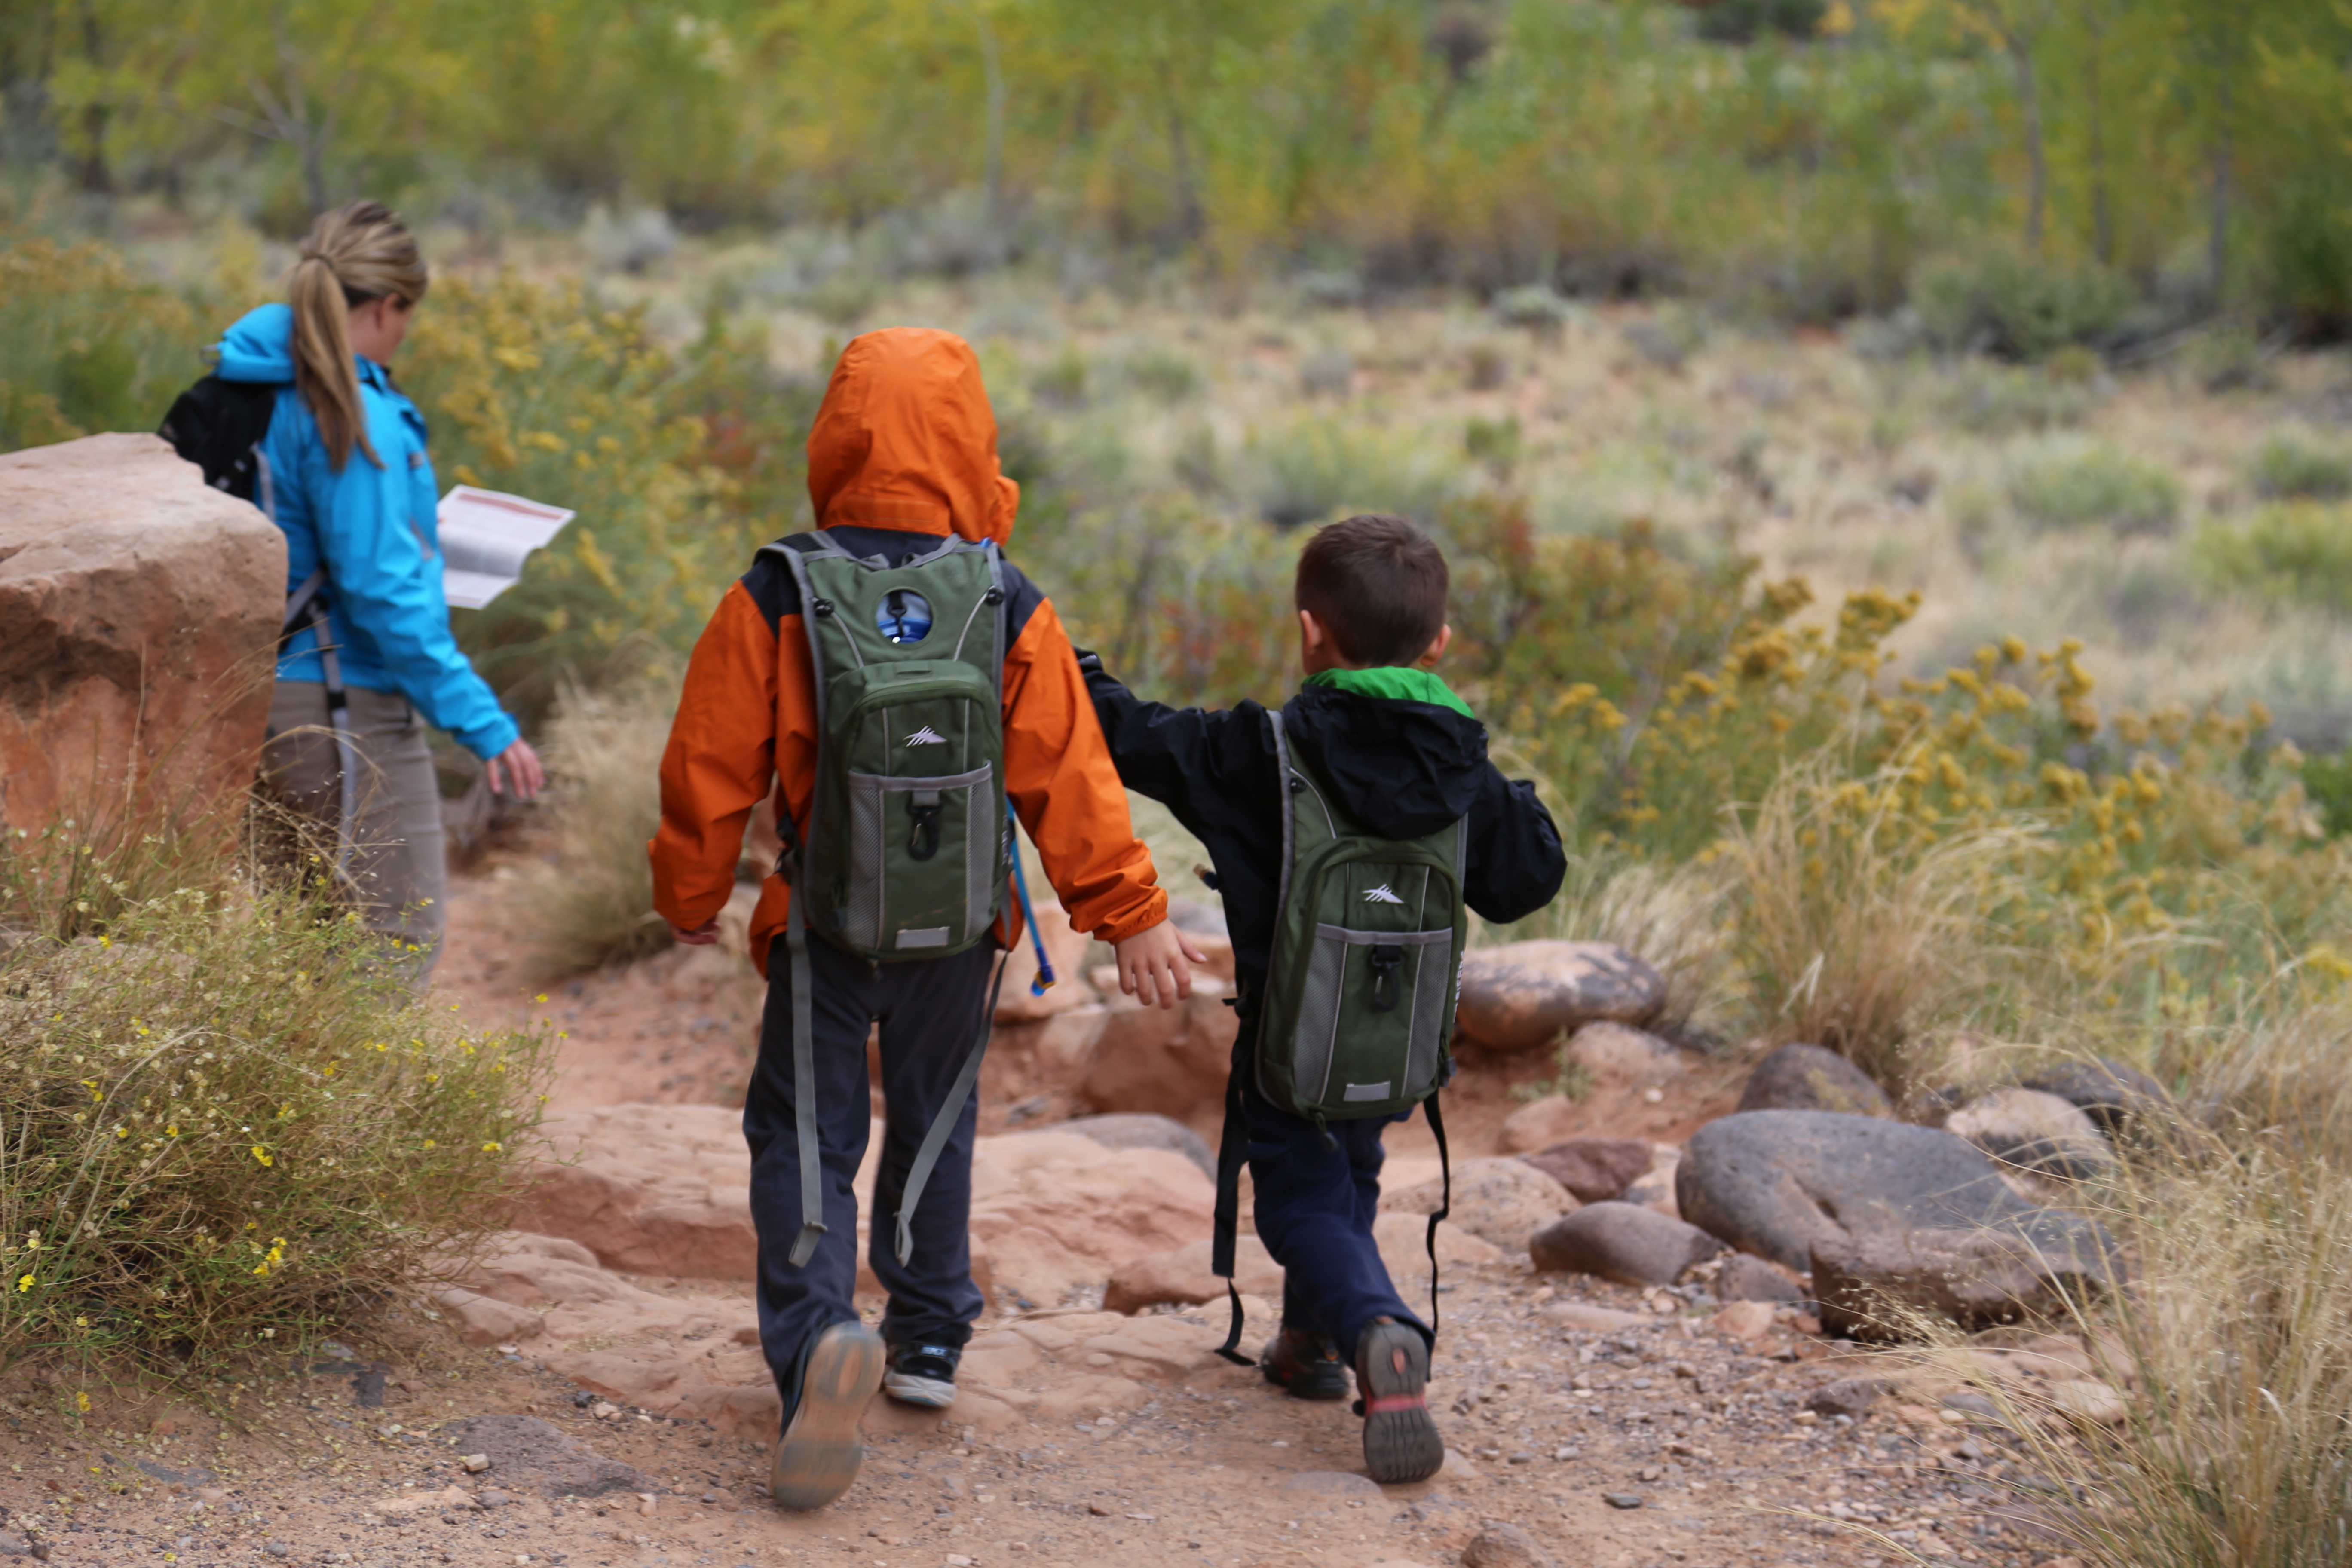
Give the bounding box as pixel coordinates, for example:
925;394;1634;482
1482;544;2350;1068
402;275;820;706
0;839;550;1372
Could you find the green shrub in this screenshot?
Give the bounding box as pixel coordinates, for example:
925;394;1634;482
2263;170;2352;337
0;836;548;1376
2302;749;2352;839
1933;360;2101;436
1242;413;1463;529
1464;413;1521;478
0;238;208;453
1695;0;1827;44
1029;346;1090;408
2192;502;2352;614
1914;251;2133;362
2011;442;2183;535
1121;348;1202;405
2250;433;2352;502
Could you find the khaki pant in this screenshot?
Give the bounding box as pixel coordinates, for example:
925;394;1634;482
261;680;447;977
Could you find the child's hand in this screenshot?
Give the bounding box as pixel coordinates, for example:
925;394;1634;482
1114;921;1210;1010
670;919;721;946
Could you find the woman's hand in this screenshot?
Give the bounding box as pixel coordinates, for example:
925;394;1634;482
486;738;545;800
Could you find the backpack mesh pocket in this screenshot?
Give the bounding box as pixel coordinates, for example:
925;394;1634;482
842;764;997;952
1289;925;1455;1109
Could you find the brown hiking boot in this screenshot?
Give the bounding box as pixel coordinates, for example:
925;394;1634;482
1260;1325;1350;1401
1355;1319;1443;1484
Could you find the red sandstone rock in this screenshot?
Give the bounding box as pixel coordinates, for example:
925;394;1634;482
0;433;284;836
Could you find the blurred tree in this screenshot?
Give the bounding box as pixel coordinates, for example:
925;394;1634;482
1939;0;2058;253
47;0;475;215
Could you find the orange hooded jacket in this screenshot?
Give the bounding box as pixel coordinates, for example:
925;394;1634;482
649;328;1168;976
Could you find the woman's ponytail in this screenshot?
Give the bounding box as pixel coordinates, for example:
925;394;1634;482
288;200;429;472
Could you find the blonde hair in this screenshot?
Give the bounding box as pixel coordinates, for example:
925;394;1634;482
289;200;428;471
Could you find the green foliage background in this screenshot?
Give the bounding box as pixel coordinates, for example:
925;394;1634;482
3;0;2348;327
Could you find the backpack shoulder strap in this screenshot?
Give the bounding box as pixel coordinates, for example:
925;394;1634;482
1210;704;1303;1368
766;539;833;1269
1423;1089;1451;1342
1268;706;1296;913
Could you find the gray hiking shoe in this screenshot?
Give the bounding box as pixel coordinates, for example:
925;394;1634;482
770;1321;885;1510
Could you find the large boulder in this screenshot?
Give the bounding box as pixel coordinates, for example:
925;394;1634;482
1568;1021;1687;1086
0;433;285;835
1102;1234;1286;1314
1529;1201;1721;1286
518;1105;760;1279
1454;942;1666;1052
518;1105;1216;1309
1944;1087;2117;1180
1056;1112;1216;1179
1379;1157;1577;1253
1521;1137;1655;1203
967;1129;1216;1307
1811;1226;2121;1339
1075;982;1239;1131
1736;1043;1893;1118
1712;1252;1805;1304
449;1233;1237;1440
1676;1110;2122;1277
2019;1058;2178;1138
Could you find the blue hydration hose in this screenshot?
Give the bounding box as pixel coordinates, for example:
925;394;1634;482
1007;797;1056;997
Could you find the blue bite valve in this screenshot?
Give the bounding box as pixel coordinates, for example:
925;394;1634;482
1006;797;1057;997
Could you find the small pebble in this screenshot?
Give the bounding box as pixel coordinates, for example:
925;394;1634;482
1604;1492;1645;1510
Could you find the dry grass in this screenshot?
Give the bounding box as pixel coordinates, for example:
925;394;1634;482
1480;845;1736;1044
1717;763;2038;1097
1914;1031;2352;1568
517;676;681;976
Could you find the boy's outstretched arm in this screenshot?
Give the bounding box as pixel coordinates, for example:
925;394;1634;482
649;581;791;945
1072;647;1266;834
1005;603;1204;1008
1464;767;1569;924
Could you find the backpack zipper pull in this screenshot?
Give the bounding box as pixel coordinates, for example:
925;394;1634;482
1314;1112;1336;1153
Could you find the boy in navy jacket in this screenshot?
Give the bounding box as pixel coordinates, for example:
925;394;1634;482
1078;513;1566;1481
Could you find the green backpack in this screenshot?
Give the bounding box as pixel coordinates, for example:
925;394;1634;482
1212;705;1468;1360
763;532;1013;1267
1255;708;1468;1127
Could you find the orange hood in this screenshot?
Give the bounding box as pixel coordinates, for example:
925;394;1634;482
805;327;1020;545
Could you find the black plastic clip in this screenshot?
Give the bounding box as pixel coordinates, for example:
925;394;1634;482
906;790;943;861
1367;944;1404;1013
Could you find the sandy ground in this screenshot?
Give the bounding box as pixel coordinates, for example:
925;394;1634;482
0;869;2075;1568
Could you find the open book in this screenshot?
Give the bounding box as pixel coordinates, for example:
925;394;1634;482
437;485;576;609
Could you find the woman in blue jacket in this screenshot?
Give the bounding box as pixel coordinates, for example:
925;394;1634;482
218;200;542;976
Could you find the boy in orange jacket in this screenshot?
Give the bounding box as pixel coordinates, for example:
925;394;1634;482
650;328;1201;1510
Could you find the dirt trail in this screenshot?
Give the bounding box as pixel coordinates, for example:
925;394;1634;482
0;870;2061;1568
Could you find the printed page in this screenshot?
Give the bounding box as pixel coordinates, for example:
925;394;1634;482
437;486;576;609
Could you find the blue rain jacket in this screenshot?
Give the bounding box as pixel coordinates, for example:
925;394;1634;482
214;304;518;761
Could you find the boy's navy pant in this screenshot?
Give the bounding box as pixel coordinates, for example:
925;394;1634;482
743;935;995;1406
1241;1079;1428;1360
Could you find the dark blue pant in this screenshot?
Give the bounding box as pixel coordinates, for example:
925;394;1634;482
743;936;996;1405
1241;1080;1427;1360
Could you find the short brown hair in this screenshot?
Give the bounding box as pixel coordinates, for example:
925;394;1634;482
1294;513;1450;666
